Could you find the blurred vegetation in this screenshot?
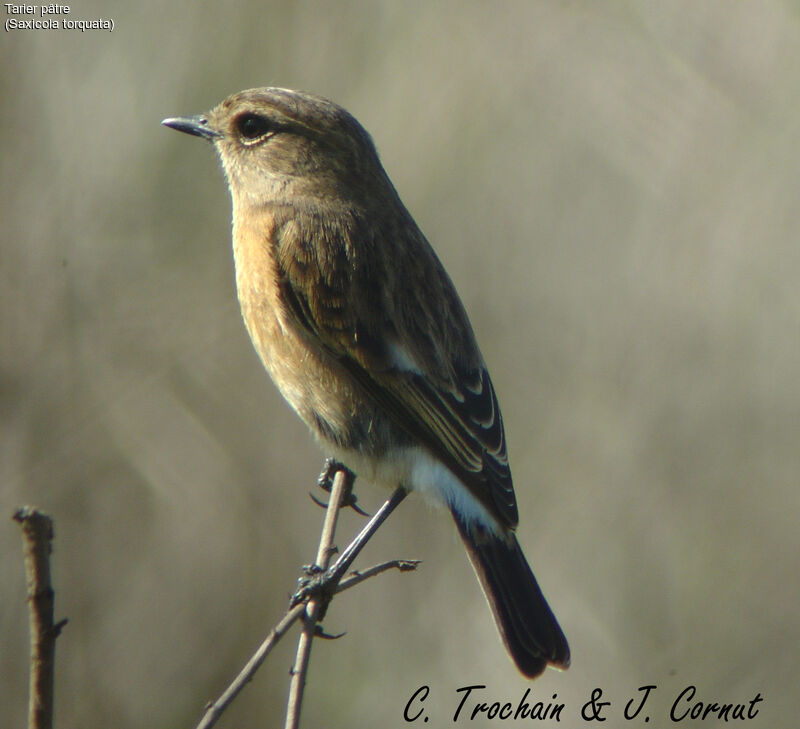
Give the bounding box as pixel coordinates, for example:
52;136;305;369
2;1;798;726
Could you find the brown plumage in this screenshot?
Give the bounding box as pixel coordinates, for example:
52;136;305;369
163;87;569;677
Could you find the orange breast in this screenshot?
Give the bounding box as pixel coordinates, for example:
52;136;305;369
231;210;364;441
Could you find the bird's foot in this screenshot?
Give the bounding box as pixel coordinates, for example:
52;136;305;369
309;458;369;516
290;562;346;626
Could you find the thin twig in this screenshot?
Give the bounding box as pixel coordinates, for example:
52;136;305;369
14;506;66;729
193;475;416;729
336;559;421;592
284;468;350;729
319;486;407;588
194;557;419;729
195;602;307;729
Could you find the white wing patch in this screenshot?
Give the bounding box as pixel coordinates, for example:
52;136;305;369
387;340;423;374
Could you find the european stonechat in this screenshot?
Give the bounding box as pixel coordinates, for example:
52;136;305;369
163;87;569;677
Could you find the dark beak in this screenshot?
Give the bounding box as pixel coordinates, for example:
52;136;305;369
161;115;222;141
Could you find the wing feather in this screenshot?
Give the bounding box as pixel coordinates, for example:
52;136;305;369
276;210;519;528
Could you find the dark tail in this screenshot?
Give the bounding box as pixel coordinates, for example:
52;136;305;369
452;510;570;678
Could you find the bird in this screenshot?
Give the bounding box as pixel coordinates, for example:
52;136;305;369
162;87;570;678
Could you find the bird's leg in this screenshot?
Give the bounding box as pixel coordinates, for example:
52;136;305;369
309;458;369;516
291;485;408;608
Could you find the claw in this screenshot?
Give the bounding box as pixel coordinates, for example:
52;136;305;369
315;625;346;640
347;498;370;517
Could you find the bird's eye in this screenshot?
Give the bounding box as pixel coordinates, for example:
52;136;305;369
236;113;272;142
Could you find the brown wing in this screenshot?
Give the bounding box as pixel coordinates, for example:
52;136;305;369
275;207;519;529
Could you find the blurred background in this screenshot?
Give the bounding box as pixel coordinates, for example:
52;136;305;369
2;1;798;726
